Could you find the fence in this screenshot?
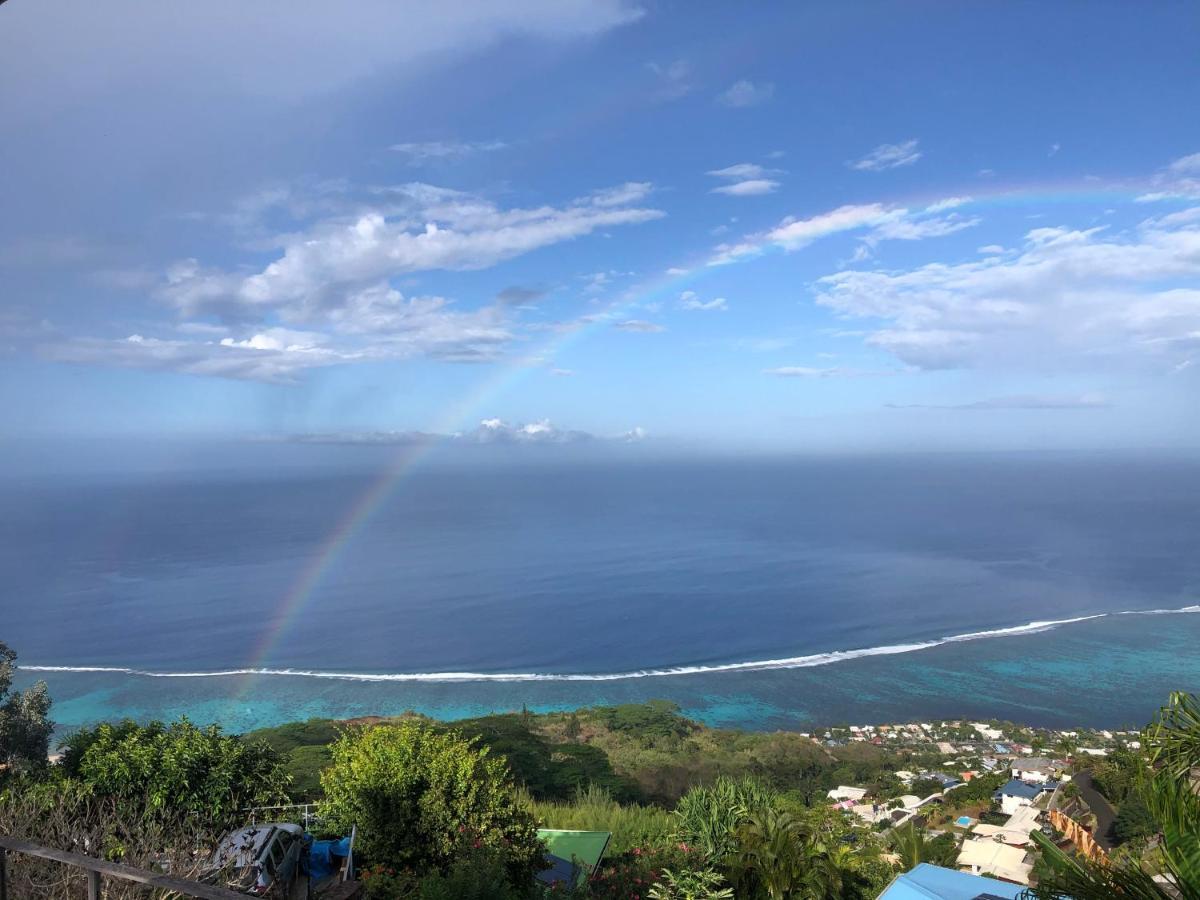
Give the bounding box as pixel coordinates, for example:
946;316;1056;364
0;834;248;900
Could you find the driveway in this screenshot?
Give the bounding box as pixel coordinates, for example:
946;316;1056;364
1072;770;1117;850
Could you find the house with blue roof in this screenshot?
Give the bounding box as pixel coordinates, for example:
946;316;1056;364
878;863;1027;899
994;778;1053;815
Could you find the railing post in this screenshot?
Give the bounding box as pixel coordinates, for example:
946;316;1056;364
88;868;101;900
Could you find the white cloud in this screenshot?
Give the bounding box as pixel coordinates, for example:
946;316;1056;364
868;213;979;242
847;139;922;172
646;59;693;100
1048;143;1061;157
925;196;972;213
678;291;727;311
1168;152;1200;174
716;79;774;107
161;183;663;329
41;333;358;383
709;200;983;265
707;163;782;197
1136;150;1200;202
813;214;1200;371
707;163;775;180
764;365;900;378
889;393;1109;410
711;179;780;197
613;319;666;333
585;181;654;207
978;244;1006;254
3;1;643;105
389;140;508;164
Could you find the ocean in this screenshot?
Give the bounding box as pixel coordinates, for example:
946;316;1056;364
4;451;1200;732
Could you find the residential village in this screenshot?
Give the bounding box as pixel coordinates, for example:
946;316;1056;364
811;718;1140;890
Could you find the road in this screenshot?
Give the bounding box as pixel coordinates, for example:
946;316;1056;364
1072;770;1117;850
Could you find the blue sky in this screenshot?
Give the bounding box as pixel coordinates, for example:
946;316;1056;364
2;1;1199;451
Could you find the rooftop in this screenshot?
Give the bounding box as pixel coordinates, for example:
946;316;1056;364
879;863;1026;900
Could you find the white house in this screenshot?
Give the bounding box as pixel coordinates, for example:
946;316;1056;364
994;779;1047;816
1011;758;1057;783
972;723;1003;741
958;838;1033;885
827;786;868;803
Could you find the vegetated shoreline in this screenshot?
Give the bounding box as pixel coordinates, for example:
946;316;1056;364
242;701;1143;809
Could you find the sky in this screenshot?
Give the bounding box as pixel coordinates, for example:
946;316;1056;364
2;1;1199;453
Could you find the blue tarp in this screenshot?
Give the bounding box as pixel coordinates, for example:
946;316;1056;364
306;836;352;882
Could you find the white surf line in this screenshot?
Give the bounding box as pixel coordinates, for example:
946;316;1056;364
21;605;1200;684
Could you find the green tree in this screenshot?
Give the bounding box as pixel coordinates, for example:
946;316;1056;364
1030;691;1200;899
889;822;958;869
727;808;873;900
1113;794;1156;844
319;721;545;885
0;641;54;775
60;717;287;823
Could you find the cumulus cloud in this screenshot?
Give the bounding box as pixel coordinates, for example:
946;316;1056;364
678;291;727;311
847;139;922;172
716;79;774;107
813;212;1200;371
156;182;662;340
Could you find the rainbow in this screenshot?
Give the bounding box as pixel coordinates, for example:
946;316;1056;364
243;178;1187;677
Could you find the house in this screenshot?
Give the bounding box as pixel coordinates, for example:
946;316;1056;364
827;786;869;803
970;803;1043;847
936;741;955;754
1077;747;1109;757
1011;757;1058;783
993;778;1050;815
877;863;1025;899
957;838;1034;885
972;723;1003;741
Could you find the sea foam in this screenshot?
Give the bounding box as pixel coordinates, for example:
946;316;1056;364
22;605;1199;684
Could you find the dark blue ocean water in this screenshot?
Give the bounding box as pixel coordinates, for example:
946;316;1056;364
4;453;1200;731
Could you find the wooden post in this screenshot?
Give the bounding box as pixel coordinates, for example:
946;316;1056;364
88;869;101;900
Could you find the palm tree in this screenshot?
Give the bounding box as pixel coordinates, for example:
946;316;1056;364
889;822;957;870
1028;691;1200;900
727;809;873;899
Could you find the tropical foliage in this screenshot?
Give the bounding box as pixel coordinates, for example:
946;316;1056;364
1030;691;1200;900
674;775;778;860
0;640;53;775
319;720;545;885
58;717;288;822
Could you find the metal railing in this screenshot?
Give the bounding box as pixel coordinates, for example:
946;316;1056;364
0;835;247;900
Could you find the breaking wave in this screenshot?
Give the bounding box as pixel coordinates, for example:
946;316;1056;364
22;605;1200;684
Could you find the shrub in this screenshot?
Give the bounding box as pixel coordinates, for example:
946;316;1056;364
319;721;544;885
59;717;287;824
529;784;674;855
673;776;777;861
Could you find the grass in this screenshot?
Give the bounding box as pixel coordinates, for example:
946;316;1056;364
525;785;675;855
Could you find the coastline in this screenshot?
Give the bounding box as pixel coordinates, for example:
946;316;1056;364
17;609;1200;735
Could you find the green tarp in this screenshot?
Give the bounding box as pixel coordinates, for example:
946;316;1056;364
535;829;612;887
